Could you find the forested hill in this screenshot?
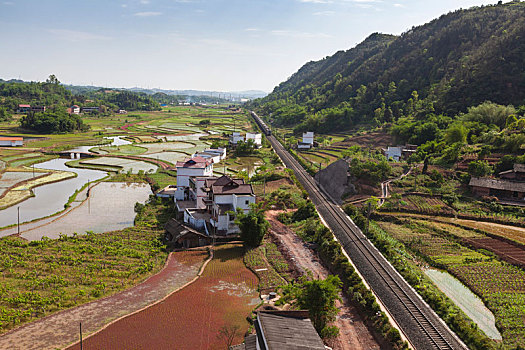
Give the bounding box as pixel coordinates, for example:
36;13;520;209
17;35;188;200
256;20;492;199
251;1;525;133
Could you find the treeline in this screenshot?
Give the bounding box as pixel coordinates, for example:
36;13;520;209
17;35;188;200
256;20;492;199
250;2;525;135
20;109;89;133
0;76;161;114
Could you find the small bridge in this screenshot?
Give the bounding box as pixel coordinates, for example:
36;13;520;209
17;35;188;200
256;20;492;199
57;151;95;159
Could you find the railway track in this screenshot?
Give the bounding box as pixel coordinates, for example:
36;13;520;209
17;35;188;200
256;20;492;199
252;112;467;350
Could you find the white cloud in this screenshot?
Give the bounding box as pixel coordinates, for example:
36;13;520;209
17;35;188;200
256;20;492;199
313;10;335;15
271;30;332;39
244;28;260;32
139;0;150;3
133;11;162;16
393;3;405;7
48;29;112;42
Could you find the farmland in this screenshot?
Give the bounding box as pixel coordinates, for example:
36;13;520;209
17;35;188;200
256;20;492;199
69;244;260;350
376;218;525;348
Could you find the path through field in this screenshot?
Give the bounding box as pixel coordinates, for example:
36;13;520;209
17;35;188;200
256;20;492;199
67;244;260;350
0;251;206;350
266;210;381;350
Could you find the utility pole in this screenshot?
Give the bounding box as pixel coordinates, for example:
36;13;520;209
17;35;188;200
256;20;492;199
80;322;83;350
366;201;372;234
87;180;90;214
17;207;20;235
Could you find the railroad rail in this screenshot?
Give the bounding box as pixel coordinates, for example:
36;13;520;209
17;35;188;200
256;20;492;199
251;111;467;350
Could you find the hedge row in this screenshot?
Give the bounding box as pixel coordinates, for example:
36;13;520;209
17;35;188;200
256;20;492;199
297;215;408;349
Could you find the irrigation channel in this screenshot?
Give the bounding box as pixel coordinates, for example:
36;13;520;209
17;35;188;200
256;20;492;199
251;112;467;350
0;136;135;229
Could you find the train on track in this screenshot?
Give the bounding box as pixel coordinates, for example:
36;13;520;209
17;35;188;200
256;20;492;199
250;111;271;136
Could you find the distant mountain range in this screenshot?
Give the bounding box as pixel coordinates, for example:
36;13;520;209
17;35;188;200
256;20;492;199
0;79;267;101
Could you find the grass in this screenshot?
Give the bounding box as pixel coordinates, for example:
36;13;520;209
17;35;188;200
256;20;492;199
0;198;172;334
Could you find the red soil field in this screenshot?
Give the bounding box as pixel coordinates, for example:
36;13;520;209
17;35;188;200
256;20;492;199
68;244;259;350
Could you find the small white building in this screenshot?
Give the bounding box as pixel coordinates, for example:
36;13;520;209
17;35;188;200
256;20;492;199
230;132;244;145
192;148;227;165
245;133;262;148
298;132;314;149
383;146;403;161
71;105;80;114
0;137;23;147
156;185;177;198
174;156;213;201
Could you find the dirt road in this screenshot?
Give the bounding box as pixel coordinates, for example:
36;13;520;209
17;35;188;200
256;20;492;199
0;250;207;350
266;210;381;350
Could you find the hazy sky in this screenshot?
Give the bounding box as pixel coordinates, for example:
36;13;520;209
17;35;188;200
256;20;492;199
0;0;497;92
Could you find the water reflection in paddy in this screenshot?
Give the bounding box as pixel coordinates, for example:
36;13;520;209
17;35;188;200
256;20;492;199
0;158;107;228
425;269;502;340
21;182;151;241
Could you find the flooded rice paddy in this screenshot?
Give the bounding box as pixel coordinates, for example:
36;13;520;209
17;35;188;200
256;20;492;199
20;182;151;241
81;157;158;174
425;269;502;340
0;158;107;228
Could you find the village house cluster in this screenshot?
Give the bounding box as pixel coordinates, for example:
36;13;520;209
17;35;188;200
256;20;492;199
161;142;256;247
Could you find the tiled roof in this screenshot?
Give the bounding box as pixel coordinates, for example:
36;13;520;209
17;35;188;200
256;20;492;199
256;311;325;350
175;156;212;168
0;137;23;141
470;177;525;192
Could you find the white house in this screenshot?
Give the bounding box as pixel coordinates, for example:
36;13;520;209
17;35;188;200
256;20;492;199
71;105;80;114
383;146;403;161
192;148;227;165
230;132;244;145
245;133;262;148
298;132;314;149
209;176;255;234
0;137;23;147
174;156;213;201
183;175;255;235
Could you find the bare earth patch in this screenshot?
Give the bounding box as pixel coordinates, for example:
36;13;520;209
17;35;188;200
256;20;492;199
265;210;380;350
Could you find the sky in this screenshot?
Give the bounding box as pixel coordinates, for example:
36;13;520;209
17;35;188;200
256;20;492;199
0;0;498;92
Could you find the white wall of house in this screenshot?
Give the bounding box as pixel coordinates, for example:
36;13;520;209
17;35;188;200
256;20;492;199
184;209;206;230
230;132;244;144
302;132;314;145
232;194;255;212
176;165;213;188
246;133;262;147
384;147;403;161
0;140;23;147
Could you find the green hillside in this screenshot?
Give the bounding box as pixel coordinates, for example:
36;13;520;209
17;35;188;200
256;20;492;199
251;1;525;134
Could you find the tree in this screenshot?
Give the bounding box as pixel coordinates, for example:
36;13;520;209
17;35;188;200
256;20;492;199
46;74;60;85
445;123;467;144
282;275;342;339
235;206;269;247
468;160;492;177
217;324;240;348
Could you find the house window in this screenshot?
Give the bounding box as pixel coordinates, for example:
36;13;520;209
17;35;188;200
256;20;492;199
245;200;250;205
